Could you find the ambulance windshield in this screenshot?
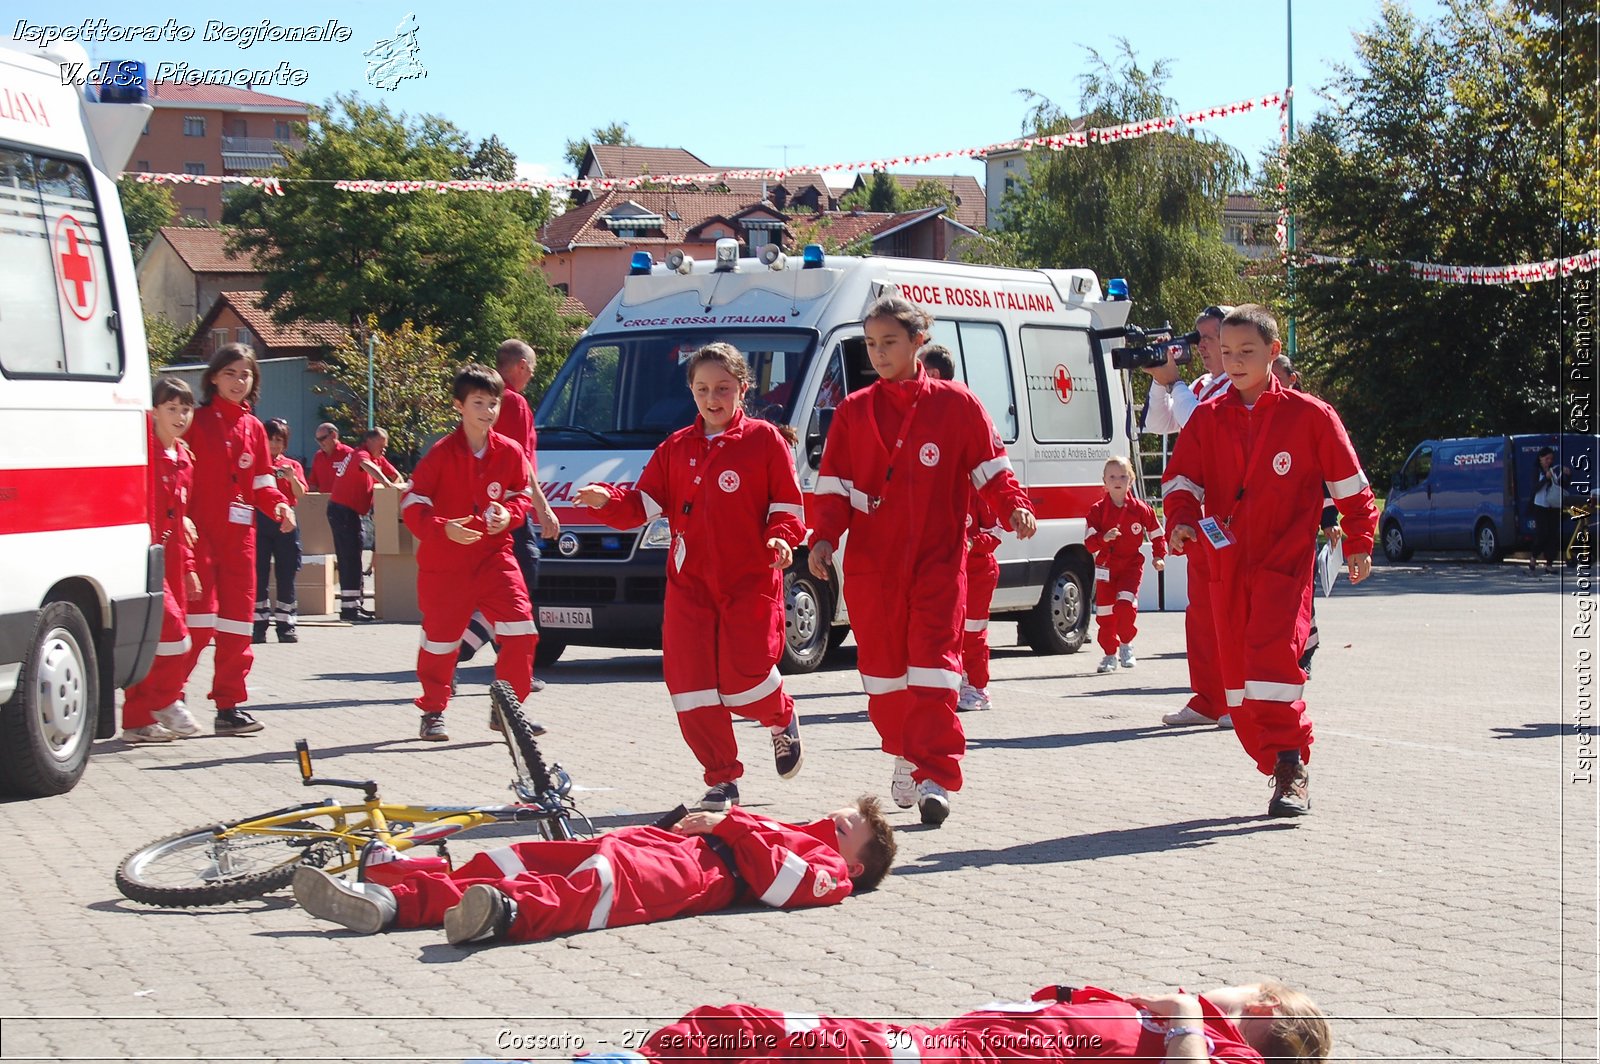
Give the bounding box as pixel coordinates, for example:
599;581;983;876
537;330;817;447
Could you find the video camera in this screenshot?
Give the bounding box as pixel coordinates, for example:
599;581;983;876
1094;323;1200;372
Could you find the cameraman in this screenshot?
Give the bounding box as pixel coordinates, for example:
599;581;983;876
1138;304;1233;729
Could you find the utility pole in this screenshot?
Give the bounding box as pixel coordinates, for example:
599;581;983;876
1285;0;1298;359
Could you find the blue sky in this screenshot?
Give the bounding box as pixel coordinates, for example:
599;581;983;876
8;0;1445;186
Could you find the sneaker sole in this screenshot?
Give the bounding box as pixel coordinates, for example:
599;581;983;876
419;731;450;742
918;796;950;827
121;731;176;744
444;885;505;945
214;721;264;736
776;752;803;781
292;867;386;934
700;796;735;812
1268;801;1312;818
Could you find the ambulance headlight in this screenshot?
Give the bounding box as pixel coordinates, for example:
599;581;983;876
714;238;740;272
802;244;825;269
630;252;654;275
640;517;673;549
1107;277;1129;301
666;249;694;275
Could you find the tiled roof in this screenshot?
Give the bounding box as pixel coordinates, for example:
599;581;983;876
585;145;711;179
154;226;264;273
540;191;760;250
1225;193;1270;214
558;295;591;319
792;209;948;247
148;81;310;110
877;173;987;229
219;291;346;350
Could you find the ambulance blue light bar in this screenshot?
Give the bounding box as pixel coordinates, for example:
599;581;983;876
802;244;824;269
1107;277;1129;301
629;252;654;275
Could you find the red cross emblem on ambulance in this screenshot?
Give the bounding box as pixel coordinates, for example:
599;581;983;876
919;443;941;467
1053;364;1074;404
718;470;741;493
54;214;98;321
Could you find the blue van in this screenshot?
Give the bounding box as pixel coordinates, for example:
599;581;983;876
1382;433;1597;562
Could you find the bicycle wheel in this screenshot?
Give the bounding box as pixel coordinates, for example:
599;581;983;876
116;818;344;906
490;679;554;795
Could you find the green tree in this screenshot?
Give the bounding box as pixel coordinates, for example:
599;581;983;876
320;318;457;464
227;94;564;364
116;177;176;260
563;121;636;175
1278;0;1562;477
901;179;958;213
143;312;197;370
999;42;1246;329
1515;0;1597;228
839;170;903;213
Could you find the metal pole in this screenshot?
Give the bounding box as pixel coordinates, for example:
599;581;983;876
366;335;376;429
1285;0;1298;359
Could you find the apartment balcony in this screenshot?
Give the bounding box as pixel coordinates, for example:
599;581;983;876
220;136;300;172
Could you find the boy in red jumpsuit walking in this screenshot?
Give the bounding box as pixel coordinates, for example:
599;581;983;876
401;364;538;742
178;346;294;736
808;297;1036;827
120;378;204;742
1084;456;1166;673
578;344;808;811
575;980;1330;1064
1162;305;1377;816
291;798;896;946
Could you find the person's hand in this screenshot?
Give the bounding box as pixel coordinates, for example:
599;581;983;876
538;508;561;540
1011;508;1037;540
1139;348;1183;387
574;485;611;510
1347;552;1372;585
183;516;197;547
768;537;793;570
276;504;297;533
1324;524;1344;547
672;811;727;835
1103;526;1121;542
1154;558;1165;572
1168;525;1197;553
444;517;482;544
186;571;202;599
1124;992;1204;1021
808;540;834;580
483;501;511;536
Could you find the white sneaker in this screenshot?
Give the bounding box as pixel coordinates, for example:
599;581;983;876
916;779;950;826
152;701;201;737
957;683;986;711
1161;706;1213;726
970;686;992;711
1118;645;1137;669
889;757;917;809
121;723;177;744
1096;654;1118;674
1217;714;1235;730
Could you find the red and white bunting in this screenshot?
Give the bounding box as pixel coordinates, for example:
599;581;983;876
1301;248;1600;285
132;173;284;196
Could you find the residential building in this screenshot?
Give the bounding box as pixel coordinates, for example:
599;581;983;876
1223;193;1278;260
136;225;265;325
846;172;987;229
182;290;345;363
982;146;1030;230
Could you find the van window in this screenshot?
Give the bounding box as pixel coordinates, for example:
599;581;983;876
1019;326;1108;443
0;149;122;379
1400;446;1432;488
927;320;1018;442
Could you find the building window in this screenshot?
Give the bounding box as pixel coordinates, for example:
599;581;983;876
183;206;208;221
553;283;570;296
211;328;230;352
224;118;247;138
136;160;149;172
235;328;253;346
184;162;206;176
274;121;292;140
1004;177;1016;194
183;115;206;137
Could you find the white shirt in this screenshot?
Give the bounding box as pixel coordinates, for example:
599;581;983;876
1143;372;1232;435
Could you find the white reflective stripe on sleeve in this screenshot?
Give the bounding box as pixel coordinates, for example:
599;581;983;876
1116;590;1136;603
759;849;810;907
1164;476;1205;502
155;636;191;656
963;617;989;632
1327;471;1371;499
1245;679;1305;702
784;1013;821;1035
860;672;908;695
214;617;254;637
486;846;526;877
906;665;961;691
1095;605;1115;616
639;490;664;520
252;474;274;490
419;634;460;655
722;665;781;708
572;853;615;929
400;492;432;511
766;502;805;519
1225;688;1245;708
814;476;850;497
1085;526;1098;538
185;613;217;627
969;454;1014;489
670;687;722;713
493;620;538;636
1094;566;1110;582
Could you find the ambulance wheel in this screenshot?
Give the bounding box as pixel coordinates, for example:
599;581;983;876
1021;556;1091;655
534;640;566;668
1382;521;1413;562
1474;520;1503;562
781;569;831;675
0;601;98;797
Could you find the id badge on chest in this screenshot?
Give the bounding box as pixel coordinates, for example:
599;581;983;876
1197;515;1236;550
228;501;254;526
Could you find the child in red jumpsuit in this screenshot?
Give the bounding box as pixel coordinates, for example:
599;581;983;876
291;798;896;946
1084;456;1166;673
1162;305;1377;817
253;418;306;644
178;345;294;736
574;981;1330;1064
809;297;1035;828
401;364;538;742
329;428;405;622
578;343;807;812
120;378;203;743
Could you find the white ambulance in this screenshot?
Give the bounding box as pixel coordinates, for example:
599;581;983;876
534;244;1164;673
0;39;162;795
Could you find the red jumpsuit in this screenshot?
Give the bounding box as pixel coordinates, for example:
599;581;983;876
1162;379;1377;773
1083;494;1167;656
592;411;806;786
123;421;195;727
178;398;288;710
307;442;353;493
1174;376;1232;722
367;807;853;938
401;427;536;712
810;367;1030;792
632;985;1262;1063
961;494;1003;690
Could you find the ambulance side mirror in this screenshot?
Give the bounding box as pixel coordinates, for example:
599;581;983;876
806;408;835;468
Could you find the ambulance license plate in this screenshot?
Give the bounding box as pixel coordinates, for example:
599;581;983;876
539;607;593;629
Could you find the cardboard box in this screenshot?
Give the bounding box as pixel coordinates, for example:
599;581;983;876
371;487;414;556
295;555;338;617
373;550;420;624
297;494;336;555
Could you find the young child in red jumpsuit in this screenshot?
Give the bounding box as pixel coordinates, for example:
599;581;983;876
291;798;896;946
809;297;1035;827
1162;305;1377;817
573;981;1330;1064
253;418;306;645
329;428;405;622
178;345;294;736
577;343;808;812
401;364;539;743
1084;455;1166;674
120;378;203;743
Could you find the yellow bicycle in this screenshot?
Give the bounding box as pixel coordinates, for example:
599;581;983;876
115;681;593;907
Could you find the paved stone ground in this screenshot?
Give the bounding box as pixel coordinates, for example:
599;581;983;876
1;557;1593;1063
